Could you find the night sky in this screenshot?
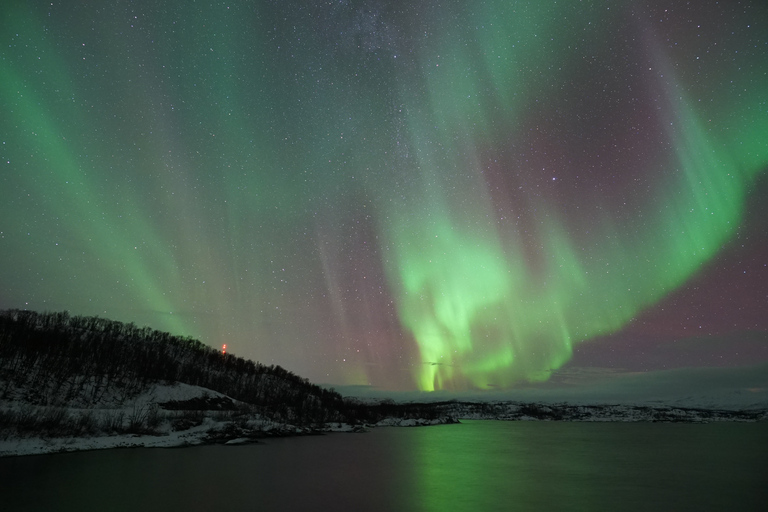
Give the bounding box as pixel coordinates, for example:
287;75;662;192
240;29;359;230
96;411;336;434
2;1;767;392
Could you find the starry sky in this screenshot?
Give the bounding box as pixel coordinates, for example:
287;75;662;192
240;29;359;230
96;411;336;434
2;0;767;393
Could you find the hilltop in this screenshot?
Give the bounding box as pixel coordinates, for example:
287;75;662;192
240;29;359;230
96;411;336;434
0;309;452;455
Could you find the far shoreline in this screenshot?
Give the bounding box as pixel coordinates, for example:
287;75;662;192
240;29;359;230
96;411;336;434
4;402;767;458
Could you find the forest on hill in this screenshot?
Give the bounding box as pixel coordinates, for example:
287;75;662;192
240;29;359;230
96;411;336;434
0;309;346;421
0;309;451;437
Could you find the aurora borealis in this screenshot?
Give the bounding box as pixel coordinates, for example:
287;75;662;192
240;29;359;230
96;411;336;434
1;1;767;391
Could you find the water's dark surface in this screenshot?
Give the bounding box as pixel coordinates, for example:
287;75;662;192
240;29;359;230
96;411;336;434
2;421;767;511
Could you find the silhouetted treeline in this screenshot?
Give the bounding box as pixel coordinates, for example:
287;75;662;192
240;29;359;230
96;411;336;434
0;309;472;426
0;309;349;425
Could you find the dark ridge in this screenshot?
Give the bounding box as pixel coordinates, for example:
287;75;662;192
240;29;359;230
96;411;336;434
0;309;350;425
0;309;457;428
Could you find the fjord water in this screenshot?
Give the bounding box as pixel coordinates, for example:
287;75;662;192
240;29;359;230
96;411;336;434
2;421;766;511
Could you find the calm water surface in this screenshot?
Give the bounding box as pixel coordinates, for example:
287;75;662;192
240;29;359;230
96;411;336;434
1;421;767;511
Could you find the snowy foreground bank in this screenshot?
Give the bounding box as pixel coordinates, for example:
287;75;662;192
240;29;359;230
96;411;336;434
0;416;453;458
2;382;766;458
0;382;452;457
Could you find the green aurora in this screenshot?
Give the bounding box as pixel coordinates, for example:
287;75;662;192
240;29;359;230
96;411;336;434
373;2;768;390
1;1;766;390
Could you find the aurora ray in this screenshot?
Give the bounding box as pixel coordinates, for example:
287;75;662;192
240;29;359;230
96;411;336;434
1;0;766;391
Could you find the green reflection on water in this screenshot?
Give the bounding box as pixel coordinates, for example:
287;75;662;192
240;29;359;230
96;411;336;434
409;421;596;510
405;420;768;511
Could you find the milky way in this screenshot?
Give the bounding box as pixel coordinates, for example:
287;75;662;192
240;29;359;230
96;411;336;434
2;1;767;390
